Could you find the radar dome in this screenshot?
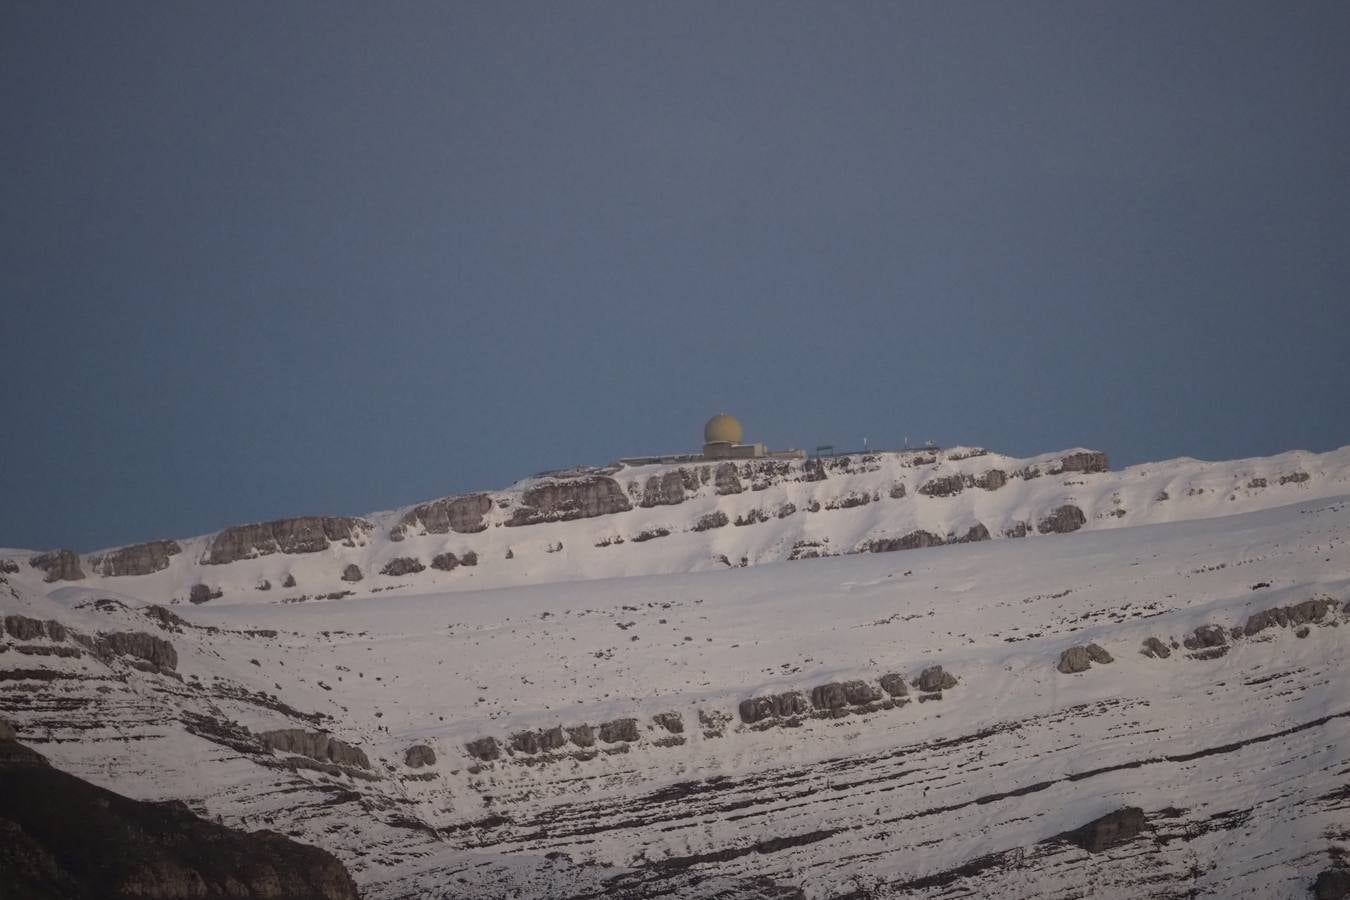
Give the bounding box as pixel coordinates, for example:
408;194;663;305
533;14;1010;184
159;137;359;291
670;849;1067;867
704;414;743;445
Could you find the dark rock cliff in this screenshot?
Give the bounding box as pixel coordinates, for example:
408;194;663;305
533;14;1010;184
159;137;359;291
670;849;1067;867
507;477;632;526
202;517;372;565
0;738;361;900
88;540;182;577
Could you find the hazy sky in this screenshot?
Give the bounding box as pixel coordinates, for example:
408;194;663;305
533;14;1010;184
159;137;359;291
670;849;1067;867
2;2;1348;552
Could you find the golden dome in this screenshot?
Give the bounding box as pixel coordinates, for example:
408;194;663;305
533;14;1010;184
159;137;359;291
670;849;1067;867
704;413;743;445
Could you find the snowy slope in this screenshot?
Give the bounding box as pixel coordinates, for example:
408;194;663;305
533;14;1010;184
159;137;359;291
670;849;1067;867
2;445;1349;898
6;444;1349;608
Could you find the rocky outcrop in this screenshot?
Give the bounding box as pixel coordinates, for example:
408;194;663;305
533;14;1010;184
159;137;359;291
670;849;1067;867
861;530;946;554
810;680;883;710
1314;868;1350;900
465;736;500;761
1052;451;1110;475
975;469;1008;490
3;615;51;642
403;745;436;768
598;718;640;743
693;511;729;531
510;726;568;755
879;673;909;697
380;557;425;577
1243;598;1338;636
507;477;632;526
738;691;809;724
0;738;360;900
953;523;990;543
188;583;221;604
713;463;743;496
566;725;595;748
1059;806;1145;852
430;552;460;571
393;493;492;538
88;540;182;577
1141;637;1172;658
28;549;84;582
460;550;478;566
652;712;684;734
912;666;958;692
1280;471;1310;485
1183;625;1229;659
639;470;700;508
340;564;363;583
102;631;178;672
203;517;371;565
918;475;965;498
258;729;370;770
1038;505;1086;534
1057;643;1113;674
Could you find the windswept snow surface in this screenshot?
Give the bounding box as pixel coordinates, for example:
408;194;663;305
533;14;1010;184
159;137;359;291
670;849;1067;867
2;446;1350;897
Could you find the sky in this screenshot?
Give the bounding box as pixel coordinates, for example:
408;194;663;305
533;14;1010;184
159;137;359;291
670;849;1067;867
2;1;1348;552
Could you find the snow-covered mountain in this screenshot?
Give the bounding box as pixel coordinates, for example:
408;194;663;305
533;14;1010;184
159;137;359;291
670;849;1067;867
9;444;1350;606
2;444;1349;898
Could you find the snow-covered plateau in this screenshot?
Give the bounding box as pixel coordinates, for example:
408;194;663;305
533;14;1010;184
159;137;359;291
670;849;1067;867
3;444;1350;898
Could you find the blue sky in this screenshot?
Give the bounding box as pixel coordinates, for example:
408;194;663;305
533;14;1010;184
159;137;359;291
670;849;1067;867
2;1;1348;551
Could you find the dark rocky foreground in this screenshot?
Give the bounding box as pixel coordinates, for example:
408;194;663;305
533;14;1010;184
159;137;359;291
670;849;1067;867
0;731;360;900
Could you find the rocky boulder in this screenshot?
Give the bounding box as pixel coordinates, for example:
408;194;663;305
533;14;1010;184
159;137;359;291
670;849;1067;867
1038;505;1086;534
202;517;372;565
912;666;958;692
1184;625;1227;649
1141;637;1172;659
1060;806;1146;852
258;729;370;770
29;549;84;583
188;583;221;604
507;476;632;526
393;493;492;538
87;540;181;577
1057;643;1112;674
340;564;363;583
